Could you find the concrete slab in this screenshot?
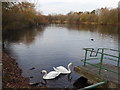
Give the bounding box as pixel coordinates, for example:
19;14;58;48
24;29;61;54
74;64;120;88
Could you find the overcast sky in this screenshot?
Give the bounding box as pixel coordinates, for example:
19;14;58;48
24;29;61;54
33;0;119;15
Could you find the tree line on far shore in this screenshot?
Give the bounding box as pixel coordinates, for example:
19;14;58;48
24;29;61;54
2;2;119;30
47;8;118;25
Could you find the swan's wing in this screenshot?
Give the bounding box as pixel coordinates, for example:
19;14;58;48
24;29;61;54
46;71;60;78
56;66;68;72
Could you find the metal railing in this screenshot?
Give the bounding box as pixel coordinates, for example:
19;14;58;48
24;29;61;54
81;48;120;75
82;80;108;89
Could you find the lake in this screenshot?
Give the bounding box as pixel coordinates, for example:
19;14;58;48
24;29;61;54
3;24;118;88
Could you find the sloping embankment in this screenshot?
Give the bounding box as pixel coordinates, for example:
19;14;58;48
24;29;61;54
2;52;30;88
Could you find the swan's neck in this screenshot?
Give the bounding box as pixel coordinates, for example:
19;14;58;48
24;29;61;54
43;71;47;77
67;64;71;72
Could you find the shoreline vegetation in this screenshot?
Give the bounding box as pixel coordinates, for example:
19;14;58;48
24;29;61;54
47;8;119;25
2;2;48;30
2;2;119;31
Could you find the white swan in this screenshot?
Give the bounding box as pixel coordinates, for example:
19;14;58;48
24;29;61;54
53;62;73;74
41;70;60;79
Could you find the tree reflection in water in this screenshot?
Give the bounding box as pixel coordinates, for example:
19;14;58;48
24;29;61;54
3;26;46;45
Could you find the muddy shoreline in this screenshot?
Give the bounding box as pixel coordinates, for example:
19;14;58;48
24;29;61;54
2;52;48;89
2;52;30;88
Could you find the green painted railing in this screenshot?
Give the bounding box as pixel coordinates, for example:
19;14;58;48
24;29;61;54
82;48;120;75
82;80;108;89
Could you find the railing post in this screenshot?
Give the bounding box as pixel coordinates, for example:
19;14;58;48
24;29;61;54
84;49;88;66
117;52;120;67
100;49;104;65
99;49;104;75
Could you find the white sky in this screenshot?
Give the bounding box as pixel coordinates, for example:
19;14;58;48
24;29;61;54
33;0;119;15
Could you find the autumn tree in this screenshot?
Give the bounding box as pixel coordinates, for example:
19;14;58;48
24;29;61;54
2;2;48;30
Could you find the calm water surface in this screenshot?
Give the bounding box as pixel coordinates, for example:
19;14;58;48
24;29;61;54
3;24;118;88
